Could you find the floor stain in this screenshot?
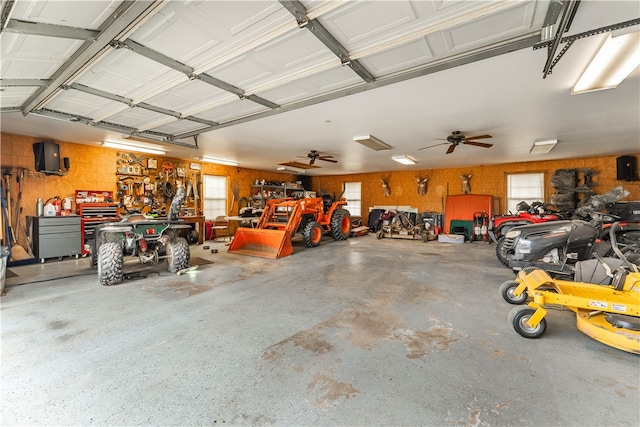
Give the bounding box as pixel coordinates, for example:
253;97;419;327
48;320;70;330
306;372;359;410
396;325;464;358
490;400;510;414
142;280;212;297
327;308;403;350
263;328;333;360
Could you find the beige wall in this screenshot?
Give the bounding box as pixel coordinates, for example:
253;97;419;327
310;154;640;221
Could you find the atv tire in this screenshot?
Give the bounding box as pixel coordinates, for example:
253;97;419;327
303;221;323;247
330;208;351;240
495;236;509;267
167;237;190;273
90;237;98;270
98;242;124;286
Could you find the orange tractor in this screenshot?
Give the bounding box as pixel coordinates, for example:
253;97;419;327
228;196;351;259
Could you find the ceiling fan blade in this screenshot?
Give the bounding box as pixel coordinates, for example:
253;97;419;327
463;141;493;148
418;142;448;150
446;144;456;154
309;157;316;165
319;157;338;163
464;134;492;140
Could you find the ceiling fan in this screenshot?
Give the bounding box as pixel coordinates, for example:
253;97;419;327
419;131;493;154
298;150;338;165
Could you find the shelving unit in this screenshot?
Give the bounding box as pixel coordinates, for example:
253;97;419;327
250;184;306;209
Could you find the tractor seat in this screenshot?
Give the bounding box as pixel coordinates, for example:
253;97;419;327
574;257;625;285
322;194;332;213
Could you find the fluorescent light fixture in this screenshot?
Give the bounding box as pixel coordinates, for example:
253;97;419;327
201;157;238;166
392;155;416;165
277;166;306;174
572;31;640;95
530;139;558;154
102;140;166;155
354;134;392;151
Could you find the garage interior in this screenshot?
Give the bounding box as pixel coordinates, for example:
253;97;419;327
1;0;639;425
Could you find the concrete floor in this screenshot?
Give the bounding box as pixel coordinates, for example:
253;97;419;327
1;235;638;426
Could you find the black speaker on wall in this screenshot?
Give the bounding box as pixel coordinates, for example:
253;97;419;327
616;155;639;181
33;141;60;172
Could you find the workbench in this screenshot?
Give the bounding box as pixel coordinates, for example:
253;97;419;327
180;215;205;244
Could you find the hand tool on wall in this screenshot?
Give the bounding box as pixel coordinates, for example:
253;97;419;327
2;173;15;244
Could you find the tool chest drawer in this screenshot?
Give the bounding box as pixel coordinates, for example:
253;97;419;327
29;216;82;262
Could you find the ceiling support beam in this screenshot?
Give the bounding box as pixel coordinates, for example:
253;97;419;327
535;17;640;74
542;0;580;78
0;0;16;31
21;0;164;115
174;33;539;140
1;79;49;87
34;108;196;149
3;19;99;40
117;39;280;110
279;0;375;83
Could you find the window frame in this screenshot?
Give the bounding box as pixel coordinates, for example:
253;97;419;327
202;174;228;220
342;181;362;217
505;172;545;213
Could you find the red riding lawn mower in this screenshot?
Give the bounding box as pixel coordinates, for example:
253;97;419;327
489;201;564;266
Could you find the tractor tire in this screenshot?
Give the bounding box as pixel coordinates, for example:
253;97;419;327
499;280;528;305
97;242;123;286
167;237;190;273
495;236;509;267
303;221;323;247
330;208;351;240
508;306;546;338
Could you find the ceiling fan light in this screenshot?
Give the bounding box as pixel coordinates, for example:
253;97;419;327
392;155;416;165
354;135;392;151
530;139;558;154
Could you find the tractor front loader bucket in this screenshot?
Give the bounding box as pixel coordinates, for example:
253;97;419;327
227;227;293;259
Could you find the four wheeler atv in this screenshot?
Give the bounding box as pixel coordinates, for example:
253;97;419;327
91;186;192;285
489;201;563;266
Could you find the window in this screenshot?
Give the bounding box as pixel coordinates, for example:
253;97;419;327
203;175;227;219
506;173;544;212
343;182;361;216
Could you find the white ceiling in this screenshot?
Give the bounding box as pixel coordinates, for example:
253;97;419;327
1;0;638;176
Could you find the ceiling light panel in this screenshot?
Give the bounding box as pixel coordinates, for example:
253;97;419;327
572;31;640;95
102;140;166;154
392;155;416;165
529;139;558;154
354;135;392;151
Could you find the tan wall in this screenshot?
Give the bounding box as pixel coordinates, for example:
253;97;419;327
2;132;639;247
310;155;640;222
0;132;297;248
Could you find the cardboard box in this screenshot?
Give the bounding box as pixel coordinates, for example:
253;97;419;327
438;234;465;244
